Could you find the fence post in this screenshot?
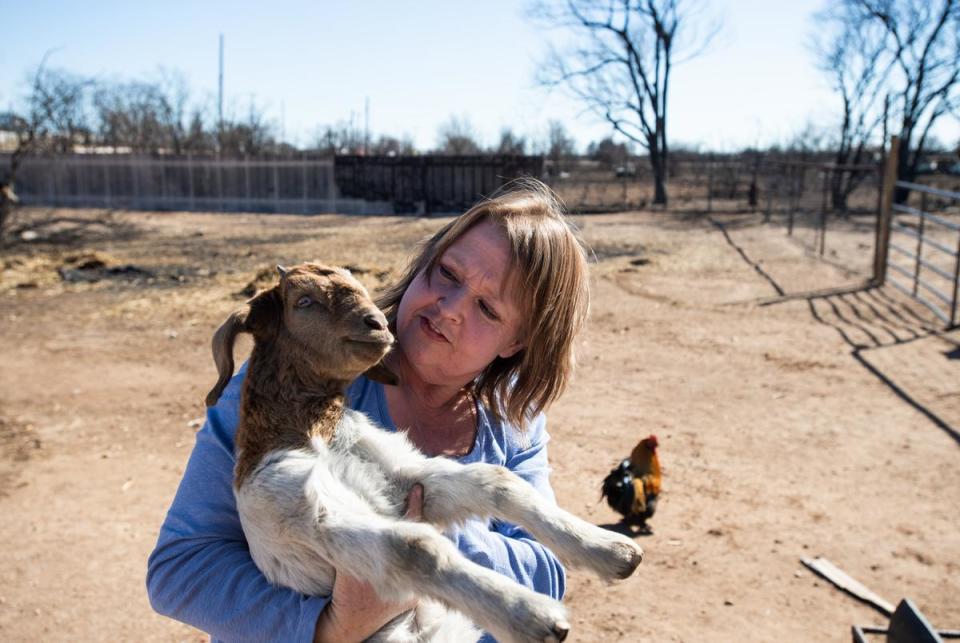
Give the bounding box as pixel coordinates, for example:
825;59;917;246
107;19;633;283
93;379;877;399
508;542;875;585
329;159;337;213
159;158;166;209
272;161;280;213
77;158;86;208
951;234;960;327
819;168;828;256
764;176;773;223
787;166;795;236
873;136;900;286
187;154;195;210
132;157;141;210
217;157;224;212
302;155;308;214
244;155;251;211
104;160;112;208
706;156;714;213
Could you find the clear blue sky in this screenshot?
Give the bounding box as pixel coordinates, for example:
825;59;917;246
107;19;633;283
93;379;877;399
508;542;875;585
4;0;958;152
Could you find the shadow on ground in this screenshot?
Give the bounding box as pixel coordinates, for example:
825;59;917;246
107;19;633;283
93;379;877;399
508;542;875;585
712;216;960;447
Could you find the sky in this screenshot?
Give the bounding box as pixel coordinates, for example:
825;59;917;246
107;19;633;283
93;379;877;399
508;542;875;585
3;0;958;153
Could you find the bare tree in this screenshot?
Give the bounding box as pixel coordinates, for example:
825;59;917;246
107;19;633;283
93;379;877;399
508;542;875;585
154;70;191;154
436;116;482;155
369;134;417;156
535;0;718;205
813;4;894;210
847;0;960;201
93;70;193;155
496;128;528;155
183;108;214;153
31;67;93;153
545;120;576;174
587;136;631;168
219;99;276;157
0;110;30;240
1;57;93;240
312;121;356;156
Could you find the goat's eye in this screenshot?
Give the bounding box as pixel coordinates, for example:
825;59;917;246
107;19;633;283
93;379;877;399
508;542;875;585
296;296;313;309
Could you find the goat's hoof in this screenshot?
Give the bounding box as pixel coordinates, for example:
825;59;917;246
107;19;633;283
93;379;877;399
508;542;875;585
499;595;570;643
590;535;643;580
549;621;570;642
614;540;644;579
516;617;569;643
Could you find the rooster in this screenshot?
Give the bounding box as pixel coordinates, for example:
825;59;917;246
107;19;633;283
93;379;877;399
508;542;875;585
601;435;661;531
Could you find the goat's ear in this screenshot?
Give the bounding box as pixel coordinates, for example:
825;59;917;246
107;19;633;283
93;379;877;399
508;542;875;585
363;361;400;386
205;287;283;407
243;286;283;339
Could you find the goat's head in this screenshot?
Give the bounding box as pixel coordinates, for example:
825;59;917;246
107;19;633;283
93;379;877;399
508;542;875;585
205;262;395;407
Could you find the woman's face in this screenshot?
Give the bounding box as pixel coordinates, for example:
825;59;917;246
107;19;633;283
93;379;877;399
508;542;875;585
395;219;525;387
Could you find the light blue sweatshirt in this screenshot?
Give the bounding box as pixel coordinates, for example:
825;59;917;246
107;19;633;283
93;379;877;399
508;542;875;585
146;364;565;642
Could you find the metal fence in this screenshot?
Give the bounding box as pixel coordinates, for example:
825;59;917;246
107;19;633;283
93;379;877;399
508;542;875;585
548;158;770;214
6;153;549;216
4;154;386;214
885;181;960;327
758;161;884;279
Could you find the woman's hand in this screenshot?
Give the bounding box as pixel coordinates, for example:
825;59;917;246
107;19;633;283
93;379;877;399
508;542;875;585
314;484;424;643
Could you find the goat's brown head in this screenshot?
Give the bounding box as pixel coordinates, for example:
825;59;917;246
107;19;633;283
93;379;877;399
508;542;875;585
205;262;395;407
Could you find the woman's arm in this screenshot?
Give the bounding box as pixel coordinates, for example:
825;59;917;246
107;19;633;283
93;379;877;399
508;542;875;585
450;413;566;602
146;375;327;642
147;372;416;642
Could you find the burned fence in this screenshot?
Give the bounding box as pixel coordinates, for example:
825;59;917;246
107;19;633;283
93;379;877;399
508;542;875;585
4;154;344;213
333;155;545;215
4;153;545;216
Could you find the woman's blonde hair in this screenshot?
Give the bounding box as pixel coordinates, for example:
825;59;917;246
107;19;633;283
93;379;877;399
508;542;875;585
377;177;590;430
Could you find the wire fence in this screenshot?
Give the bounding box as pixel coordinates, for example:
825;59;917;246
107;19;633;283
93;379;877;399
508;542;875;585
760;162;884;279
548;159;768;214
2;154;389;215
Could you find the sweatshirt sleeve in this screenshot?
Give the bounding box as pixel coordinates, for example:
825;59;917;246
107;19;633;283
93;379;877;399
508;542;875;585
448;413;566;603
146;372;327;642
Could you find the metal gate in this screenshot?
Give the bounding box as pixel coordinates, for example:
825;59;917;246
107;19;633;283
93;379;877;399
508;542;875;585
886;181;960;326
875;138;960;328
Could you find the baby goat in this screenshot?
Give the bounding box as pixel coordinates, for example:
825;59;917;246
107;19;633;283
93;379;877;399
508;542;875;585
205;262;643;643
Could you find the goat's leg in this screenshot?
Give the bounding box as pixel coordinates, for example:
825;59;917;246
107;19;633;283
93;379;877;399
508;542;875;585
419;461;641;581
241;450;571;642
349;423;642;581
318;516;570;643
292;460;571;643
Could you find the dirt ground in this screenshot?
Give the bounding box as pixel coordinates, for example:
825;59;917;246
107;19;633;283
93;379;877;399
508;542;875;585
1;206;958;642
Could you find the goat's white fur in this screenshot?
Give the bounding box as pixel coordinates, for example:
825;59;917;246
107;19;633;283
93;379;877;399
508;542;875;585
235;406;641;643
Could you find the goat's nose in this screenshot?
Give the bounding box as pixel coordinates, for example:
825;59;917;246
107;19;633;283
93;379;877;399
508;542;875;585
364;313;386;331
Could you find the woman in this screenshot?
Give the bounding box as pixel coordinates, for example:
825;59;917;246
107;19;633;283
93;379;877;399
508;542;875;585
147;179;590;642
